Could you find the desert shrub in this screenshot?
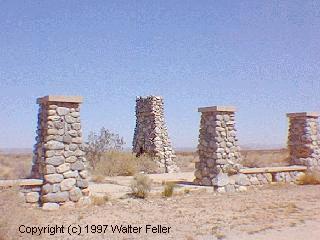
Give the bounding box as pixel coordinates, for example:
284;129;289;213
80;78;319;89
130;173;152;198
91;151;158;178
85;127;125;169
91;194;109;206
86;128;159;177
162;182;176;197
94;151;137;177
224;164;240;176
91;174;106;183
296;171;320;185
184;188;190;194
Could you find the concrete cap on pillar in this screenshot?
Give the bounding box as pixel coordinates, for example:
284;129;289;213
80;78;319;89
37;95;83;104
286;112;319;118
198;106;236;113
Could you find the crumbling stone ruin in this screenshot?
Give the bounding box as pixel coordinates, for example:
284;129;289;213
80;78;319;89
2;97;320;205
133;96;179;173
287;112;320;171
194;106;242;186
194;106;308;193
30;96;89;209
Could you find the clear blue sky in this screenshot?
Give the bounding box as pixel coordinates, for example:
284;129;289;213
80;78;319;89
1;0;320;149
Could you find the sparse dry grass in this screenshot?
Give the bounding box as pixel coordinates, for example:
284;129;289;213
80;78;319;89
0;188;38;240
130;173;152;199
162;182;176;198
91;174;106;183
91;194;109;206
1;149;320;240
0;149;290;181
296;171;320;185
91;151;159;179
92;151;137;176
0;153;32;179
241;148;289;168
0;182;320;239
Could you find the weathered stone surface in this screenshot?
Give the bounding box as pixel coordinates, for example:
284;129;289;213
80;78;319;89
65;156;77;162
63;170;79;178
234;173;250;186
76;196;91;207
56;107;70;116
46;141;65;150
65;115;76;123
0;179;43;188
63;134;72;144
41;184;60;194
287;113;320;170
201;177;212;186
45;165;56;174
69;187;82;202
265;173;272;182
68;130;78;137
46;156;65;166
42;184;53;194
42;203;60;211
71;161;85;171
194;106;242;187
72;123;81;130
225;184;235;192
60;178;76;191
56;163;70;173
72;137;83;144
54;122;64;129
31;96;95;205
25;192;39;203
47;129;58;135
79;170;88;179
74;149;85;156
44;174;64;183
42;191;69;203
81;188;90;196
274;173;284;182
52;184;60;193
76;179;89;188
69;144;78;151
216;187;226;193
296;172;306;182
239;166;307;174
71;112;80;118
212;173;229;187
238;186;247;192
132;96;179;173
249;176;260;185
48;110;56;116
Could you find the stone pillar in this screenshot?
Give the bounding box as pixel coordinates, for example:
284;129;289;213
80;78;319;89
31;96;89;209
287;112;320;170
194;106;242;186
133;96;179;173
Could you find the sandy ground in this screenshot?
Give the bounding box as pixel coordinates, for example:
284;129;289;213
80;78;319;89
3;183;319;240
89;172;202;199
0;152;318;240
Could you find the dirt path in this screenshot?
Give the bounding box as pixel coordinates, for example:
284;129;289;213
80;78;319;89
3;184;319;240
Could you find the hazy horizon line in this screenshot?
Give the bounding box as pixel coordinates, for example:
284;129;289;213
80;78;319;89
0;143;286;154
